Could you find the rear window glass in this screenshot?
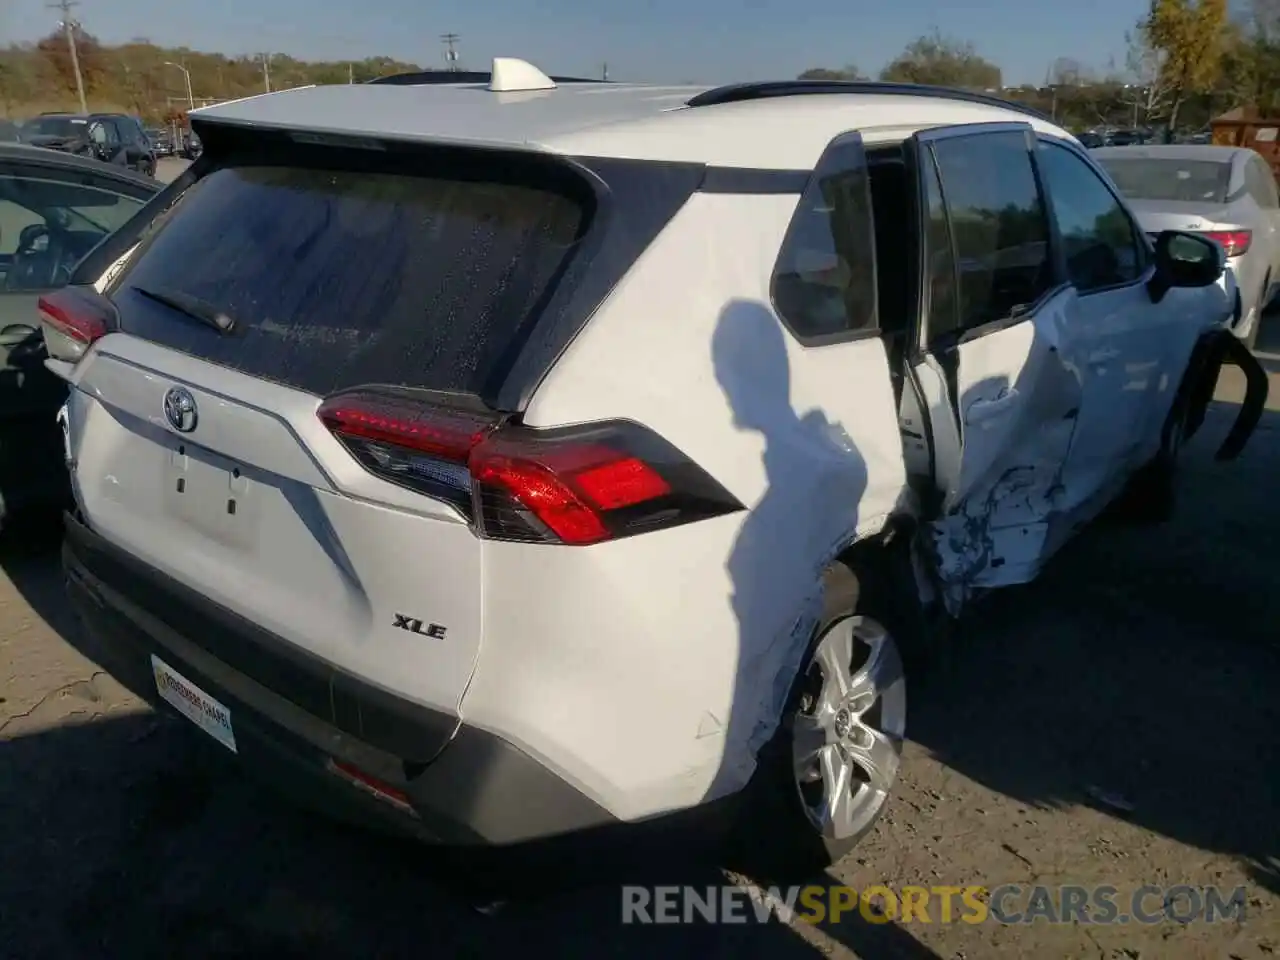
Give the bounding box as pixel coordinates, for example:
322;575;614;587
771;133;878;343
1097;158;1232;203
109;161;589;397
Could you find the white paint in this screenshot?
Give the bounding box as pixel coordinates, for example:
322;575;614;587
54;96;1248;829
488;57;556;92
462;192;909;816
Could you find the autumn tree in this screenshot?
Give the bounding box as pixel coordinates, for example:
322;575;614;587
879;32;1002;89
36;27;108;98
796;65;865;81
1141;0;1229;128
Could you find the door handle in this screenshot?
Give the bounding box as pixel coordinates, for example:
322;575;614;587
965;389;1019;425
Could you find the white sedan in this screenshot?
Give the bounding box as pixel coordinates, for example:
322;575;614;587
1094;144;1280;348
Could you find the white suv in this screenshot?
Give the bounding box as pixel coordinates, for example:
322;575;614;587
44;60;1265;879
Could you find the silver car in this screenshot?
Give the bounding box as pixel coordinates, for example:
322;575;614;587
1093;144;1280;348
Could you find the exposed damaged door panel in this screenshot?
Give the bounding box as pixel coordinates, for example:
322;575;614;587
901;122;1082;608
899;124;1269;612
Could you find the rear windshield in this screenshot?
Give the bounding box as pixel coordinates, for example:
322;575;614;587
27;116;86;138
109;160;590;397
1097;157;1232;203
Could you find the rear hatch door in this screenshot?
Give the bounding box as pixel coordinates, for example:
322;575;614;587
66;135;594;736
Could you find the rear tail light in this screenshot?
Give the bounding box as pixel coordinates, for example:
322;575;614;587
318;389;744;545
1200;229;1252;258
37;286;118;363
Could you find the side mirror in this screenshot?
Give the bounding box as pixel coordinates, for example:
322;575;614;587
1147;230;1225;303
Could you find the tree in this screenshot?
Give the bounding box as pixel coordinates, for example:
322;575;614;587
1119;27;1171;127
879;32;1002;89
1048;57;1089;86
796;65;865;81
36;26;108;98
1141;0;1229;128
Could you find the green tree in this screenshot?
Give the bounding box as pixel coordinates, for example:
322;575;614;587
796;66;865;81
1141;0;1229;128
879;32;1002;89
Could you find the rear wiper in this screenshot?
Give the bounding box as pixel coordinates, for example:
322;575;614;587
132;285;236;335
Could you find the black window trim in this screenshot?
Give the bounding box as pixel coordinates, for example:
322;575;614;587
0;157;159;206
911;121;1068;353
768;128;883;349
1035;133;1154;300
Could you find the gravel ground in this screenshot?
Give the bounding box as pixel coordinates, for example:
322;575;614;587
1;320;1278;958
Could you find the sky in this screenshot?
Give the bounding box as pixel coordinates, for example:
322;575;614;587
1;0;1153;88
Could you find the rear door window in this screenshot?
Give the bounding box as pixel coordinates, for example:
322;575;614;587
771;132;879;344
108;156;591;397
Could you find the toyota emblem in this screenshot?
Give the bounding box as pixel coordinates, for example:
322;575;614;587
163;386;198;433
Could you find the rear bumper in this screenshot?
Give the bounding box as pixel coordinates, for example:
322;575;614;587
62;511;616;846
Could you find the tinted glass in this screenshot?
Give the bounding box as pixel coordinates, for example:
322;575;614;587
109;161;590;397
921;150;960;341
1039;142;1143;292
772;134;878;341
931;131;1054;330
26;116;85;138
1097;158;1232;203
0;174;148;287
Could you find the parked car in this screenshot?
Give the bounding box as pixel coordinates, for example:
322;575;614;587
48;65;1265;881
145;127;174;158
0;143;158;530
22;113;158;177
1076;130;1105;149
1094;144;1280;348
1106;128;1146;146
180;128;202;160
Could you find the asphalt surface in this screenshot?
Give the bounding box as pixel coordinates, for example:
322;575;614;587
0;169;1278;956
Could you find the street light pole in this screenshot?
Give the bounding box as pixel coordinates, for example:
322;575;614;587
164;61;194;110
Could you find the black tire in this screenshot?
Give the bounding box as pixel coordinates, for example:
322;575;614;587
725;558;908;883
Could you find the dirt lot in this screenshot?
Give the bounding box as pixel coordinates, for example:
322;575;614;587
1;327;1279;959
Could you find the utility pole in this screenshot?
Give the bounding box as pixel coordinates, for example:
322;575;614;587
348;62;354;84
441;33;460;72
602;62;608;81
261;53;272;93
47;0;87;114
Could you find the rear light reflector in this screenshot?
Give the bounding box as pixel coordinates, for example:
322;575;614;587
1200;229;1252;258
326;759;417;817
317;389;743;545
37;286;118;363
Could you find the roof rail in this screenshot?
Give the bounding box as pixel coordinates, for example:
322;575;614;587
685;80;1053;124
367;70;605;86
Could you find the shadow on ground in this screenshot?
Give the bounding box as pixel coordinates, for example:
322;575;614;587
907;401;1280;896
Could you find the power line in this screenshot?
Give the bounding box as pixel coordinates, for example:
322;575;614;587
46;0;87;113
441;33;460;72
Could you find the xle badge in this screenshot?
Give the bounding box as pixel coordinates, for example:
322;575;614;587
393;615;447;639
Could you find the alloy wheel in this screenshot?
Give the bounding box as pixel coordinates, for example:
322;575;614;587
790;615;906;840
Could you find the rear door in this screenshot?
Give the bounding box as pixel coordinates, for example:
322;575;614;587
62;141;596;718
901;123;1082;604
